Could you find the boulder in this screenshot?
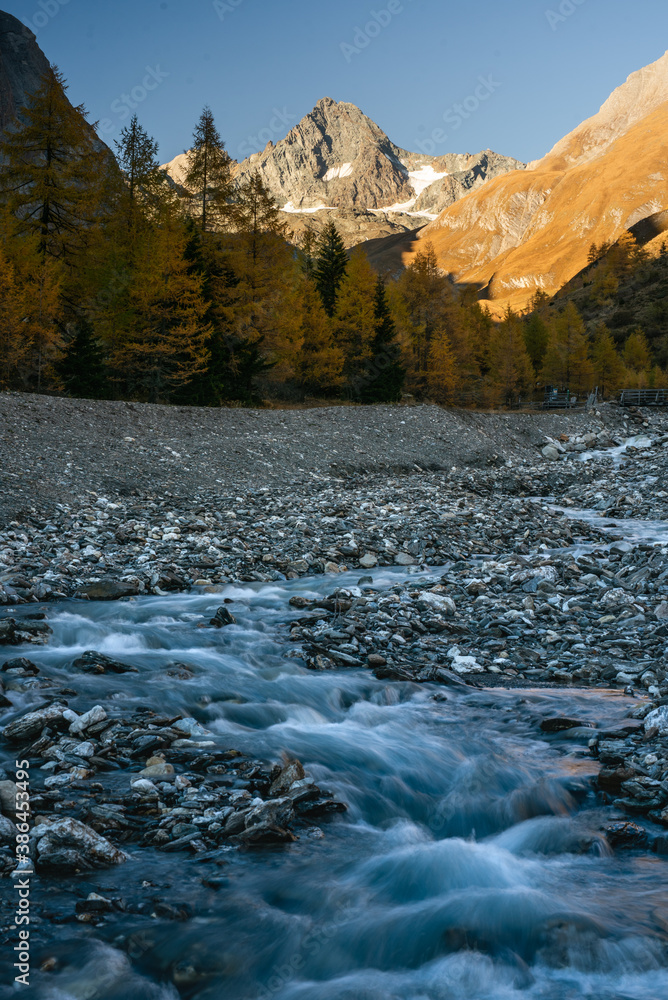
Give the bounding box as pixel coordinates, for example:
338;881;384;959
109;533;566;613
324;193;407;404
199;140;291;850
270;759;305;797
0;813;17;846
3;704;67;742
644;706;668;736
71;651;137;674
33;817;128;870
77;580;140;601
210;607;237;627
0;618;51;646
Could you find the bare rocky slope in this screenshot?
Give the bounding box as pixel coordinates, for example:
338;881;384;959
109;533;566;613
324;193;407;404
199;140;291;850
0;10;112;158
400;50;668;315
0;11;49;131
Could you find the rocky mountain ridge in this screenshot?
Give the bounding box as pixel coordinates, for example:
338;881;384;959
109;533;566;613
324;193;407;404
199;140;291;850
163;96;523;239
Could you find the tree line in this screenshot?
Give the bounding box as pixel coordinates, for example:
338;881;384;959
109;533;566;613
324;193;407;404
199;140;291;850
0;66;665;406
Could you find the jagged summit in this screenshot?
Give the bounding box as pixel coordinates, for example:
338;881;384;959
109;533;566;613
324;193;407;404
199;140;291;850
163;97;523;222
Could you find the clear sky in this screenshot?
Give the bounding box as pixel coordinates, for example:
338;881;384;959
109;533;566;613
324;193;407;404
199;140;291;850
4;0;668;165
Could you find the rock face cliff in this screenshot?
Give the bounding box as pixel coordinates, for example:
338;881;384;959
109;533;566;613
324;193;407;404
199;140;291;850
0;9;112;164
0;12;50;131
403;50;668;314
163;97;523;234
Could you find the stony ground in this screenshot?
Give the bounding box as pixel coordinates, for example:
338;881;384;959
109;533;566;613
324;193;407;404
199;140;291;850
1;393;668;876
0;391;612;525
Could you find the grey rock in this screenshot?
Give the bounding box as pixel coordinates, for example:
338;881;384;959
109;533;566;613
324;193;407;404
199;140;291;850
77;579;140;601
33;818;128;870
3;703;67;742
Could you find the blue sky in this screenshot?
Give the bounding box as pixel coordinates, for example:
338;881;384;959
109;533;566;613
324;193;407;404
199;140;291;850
4;0;668;165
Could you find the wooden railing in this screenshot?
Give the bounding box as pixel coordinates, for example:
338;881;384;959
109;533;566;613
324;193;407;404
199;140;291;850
619;389;668;407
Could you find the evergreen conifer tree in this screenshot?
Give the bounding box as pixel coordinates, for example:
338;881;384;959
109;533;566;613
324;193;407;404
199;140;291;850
56;320;109;398
0;66;103;260
359;277;405;403
313;221;348;317
114;114;165;229
184;107;233;232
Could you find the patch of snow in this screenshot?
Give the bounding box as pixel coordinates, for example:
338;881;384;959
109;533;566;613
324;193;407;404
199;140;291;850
324;163;354;182
408;164;448;197
373;164;448;215
282;201;336;213
370;203;438;220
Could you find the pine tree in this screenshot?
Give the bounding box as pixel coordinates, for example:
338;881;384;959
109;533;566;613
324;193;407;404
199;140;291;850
114;114;165;230
426;331;457;405
294;279;344;396
114;214;211;402
487;308;535;406
313;221;348;317
623;328;652;374
541;302;594;394
591;323;624;398
0;66;103;261
56;320;109;398
332;250;376;394
184;106;233;232
359;277;405;403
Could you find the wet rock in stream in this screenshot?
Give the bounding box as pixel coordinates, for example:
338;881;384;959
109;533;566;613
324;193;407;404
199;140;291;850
0;700;345;879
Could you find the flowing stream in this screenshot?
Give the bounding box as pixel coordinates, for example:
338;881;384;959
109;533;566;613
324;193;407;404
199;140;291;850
3;564;668;999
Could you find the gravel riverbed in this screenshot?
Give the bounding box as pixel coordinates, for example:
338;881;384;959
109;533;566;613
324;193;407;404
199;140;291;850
1;394;668;996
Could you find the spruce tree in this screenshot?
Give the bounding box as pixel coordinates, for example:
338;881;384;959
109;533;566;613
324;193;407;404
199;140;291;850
184;106;233;232
313;220;348;317
114;114;164;229
0;66;103;260
56;320;109;398
332;250;376;394
298;226;317;279
359;277;405;403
